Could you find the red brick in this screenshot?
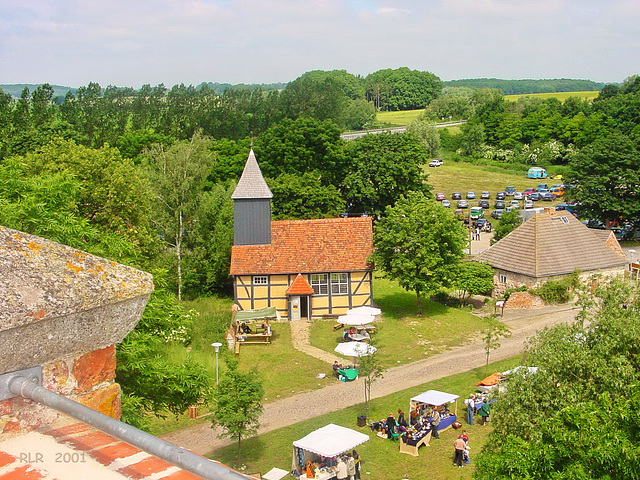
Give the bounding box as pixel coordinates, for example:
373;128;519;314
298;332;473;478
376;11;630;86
74;383;121;419
117;456;174;479
43;422;92;438
73;345;116;392
42;360;70;394
0;399;13;416
89;442;142;466
0;465;45;480
2;421;20;434
61;431;117;452
0;452;15;468
162;470;207;479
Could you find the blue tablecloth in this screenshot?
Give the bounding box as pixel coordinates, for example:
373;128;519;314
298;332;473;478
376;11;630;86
438;415;457;430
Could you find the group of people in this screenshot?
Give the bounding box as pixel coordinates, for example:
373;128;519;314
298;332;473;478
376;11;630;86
452;430;472;468
304;451;361;480
341;326;370;342
371;405;451;442
464;393;491;426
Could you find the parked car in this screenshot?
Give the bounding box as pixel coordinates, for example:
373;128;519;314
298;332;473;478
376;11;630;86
436;192;446;201
505;186;516;196
551;186;564;197
452;192;462;200
524;199;534;209
442;199;451;207
491;209;504;219
429;158;444;167
509;200;520;208
542;192;555;201
536;183;549;192
523;188;536;196
513;191;524;200
457;199;469;208
481;191;491;199
505;206;514;213
470;206;484;219
466;191;476;199
496;191;506;200
494;200;505;209
529;192;541;201
479;200;490;209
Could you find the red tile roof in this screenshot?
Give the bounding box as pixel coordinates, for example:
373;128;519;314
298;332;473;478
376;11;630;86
230;217;374;275
285;274;315;295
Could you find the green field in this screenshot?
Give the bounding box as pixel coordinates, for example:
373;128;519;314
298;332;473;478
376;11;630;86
504;91;600;102
376;109;424;126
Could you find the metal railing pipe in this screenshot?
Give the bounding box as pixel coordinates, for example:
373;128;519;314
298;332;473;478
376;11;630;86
8;375;249;480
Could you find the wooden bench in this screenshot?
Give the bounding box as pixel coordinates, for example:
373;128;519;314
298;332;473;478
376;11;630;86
333;323;344;331
398;431;432;457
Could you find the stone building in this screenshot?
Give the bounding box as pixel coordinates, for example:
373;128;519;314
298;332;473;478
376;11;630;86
477;209;628;297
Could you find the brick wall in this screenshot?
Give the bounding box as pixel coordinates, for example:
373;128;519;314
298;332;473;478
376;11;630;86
0;345;121;436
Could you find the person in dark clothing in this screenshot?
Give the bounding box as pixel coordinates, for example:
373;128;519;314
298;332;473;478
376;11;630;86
385;413;397;437
397;409;407;427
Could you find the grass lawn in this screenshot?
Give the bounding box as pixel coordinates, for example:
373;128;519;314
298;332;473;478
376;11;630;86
376;109;424;126
208;355;521;480
504;91;600;102
311;277;489;369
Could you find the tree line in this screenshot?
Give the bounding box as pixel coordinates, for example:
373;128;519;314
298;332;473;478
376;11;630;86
444;78;605;95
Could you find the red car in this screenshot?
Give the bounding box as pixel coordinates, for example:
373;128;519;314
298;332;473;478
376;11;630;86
436;193;446;201
523;188;536;196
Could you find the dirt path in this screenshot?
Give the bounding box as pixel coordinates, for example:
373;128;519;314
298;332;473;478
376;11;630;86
160;303;577;455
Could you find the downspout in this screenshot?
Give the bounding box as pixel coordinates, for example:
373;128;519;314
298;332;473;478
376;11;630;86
6;374;249;480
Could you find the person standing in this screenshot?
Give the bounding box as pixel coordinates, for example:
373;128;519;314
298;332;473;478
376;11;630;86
346;453;356;480
478;401;491;426
430;408;441;439
336;456;348;480
397;408;407;427
464;394;475;425
386;412;397;437
352;450;361;480
453;436;466;467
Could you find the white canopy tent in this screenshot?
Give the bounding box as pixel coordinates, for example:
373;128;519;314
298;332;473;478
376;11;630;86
346;306;381;316
411;390;459;406
334;342;377;358
338;314;375;326
293;424;370;458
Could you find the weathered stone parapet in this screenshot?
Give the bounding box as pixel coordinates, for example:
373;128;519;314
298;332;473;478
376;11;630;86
0;225;154;435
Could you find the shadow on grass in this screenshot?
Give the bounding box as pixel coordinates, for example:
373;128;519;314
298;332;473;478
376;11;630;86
376;288;452;319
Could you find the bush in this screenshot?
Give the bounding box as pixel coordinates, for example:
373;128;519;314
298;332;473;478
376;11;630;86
531;272;580;304
503;285;527;301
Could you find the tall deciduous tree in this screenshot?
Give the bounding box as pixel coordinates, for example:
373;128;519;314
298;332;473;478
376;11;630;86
405;120;441;157
145;132;214;299
372;192;468;314
342;132;431;216
566;132;640;227
475;277;640;479
451;261;494;303
212;360;264;459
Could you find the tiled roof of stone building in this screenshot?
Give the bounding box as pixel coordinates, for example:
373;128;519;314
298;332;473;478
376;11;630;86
231;149;273;200
230;217;373;275
477;211;628;278
0;421;254;480
285;274;315;295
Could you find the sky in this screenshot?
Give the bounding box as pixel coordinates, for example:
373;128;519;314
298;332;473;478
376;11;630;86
1;0;638;88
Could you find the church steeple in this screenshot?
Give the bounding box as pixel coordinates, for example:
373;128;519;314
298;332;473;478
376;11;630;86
232;149;273;246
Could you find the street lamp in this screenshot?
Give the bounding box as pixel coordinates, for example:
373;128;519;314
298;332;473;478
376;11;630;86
630;250;636;279
211;342;223;387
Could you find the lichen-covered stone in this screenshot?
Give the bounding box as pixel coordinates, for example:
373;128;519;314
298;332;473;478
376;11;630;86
74;383;121;419
0;225;154;374
42;360;72;395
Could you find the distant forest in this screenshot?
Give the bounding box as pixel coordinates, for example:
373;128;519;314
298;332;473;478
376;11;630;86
2;77;606;100
444;78;606;95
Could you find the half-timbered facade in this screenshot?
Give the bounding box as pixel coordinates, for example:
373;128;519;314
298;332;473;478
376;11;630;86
229;150;374;320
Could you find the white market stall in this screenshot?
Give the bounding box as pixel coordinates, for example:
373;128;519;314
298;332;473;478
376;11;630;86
410;390;460;433
346;306;381;316
292;424;370;480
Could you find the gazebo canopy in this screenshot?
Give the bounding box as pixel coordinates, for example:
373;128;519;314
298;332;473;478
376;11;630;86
293;424;369;457
411;390;459;406
338;314;374;326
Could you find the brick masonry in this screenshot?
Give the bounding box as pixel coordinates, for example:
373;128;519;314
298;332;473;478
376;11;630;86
0;345;121;435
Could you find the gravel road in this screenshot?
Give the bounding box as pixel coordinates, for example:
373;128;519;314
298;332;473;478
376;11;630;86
161;303;577;455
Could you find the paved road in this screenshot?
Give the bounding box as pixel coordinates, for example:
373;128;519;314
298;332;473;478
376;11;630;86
161;302;577;455
340;120;466;140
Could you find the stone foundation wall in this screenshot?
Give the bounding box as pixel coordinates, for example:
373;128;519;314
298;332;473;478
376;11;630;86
0;345;121;436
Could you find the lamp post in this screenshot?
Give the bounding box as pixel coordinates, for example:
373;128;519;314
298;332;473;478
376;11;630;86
211;342;223;387
630;250;636;280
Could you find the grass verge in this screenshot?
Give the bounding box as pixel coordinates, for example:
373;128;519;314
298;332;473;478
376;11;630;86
208;355;522;480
